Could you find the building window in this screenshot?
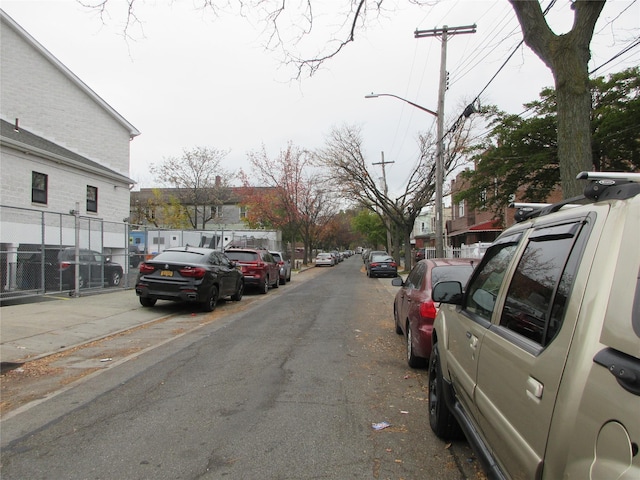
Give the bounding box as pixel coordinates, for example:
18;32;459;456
240;205;248;219
32;171;48;204
87;185;98;213
458;201;465;218
212;205;223;218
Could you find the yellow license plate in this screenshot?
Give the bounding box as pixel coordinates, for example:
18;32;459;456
160;270;173;277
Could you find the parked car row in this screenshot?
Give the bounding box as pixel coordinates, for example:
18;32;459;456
388;172;640;480
135;246;294;310
314;250;355;267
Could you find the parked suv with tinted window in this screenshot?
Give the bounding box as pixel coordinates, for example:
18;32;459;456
225;247;279;294
428;172;640;479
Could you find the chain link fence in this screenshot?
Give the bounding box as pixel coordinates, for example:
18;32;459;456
1;205;283;302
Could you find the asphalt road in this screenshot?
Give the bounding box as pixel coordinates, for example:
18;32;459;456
0;256;482;479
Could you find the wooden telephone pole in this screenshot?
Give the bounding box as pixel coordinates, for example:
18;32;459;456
415;24;476;257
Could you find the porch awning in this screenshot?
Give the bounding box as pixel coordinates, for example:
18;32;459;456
449;220;502;237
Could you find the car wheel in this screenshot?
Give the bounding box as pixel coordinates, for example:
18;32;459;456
140;296;157;307
203;285;218;312
260;278;269;294
394;306;403;335
407;324;426;368
231;280;244;301
109;270;122;286
428;343;462;439
286;270;291;282
273;275;279;288
279;276;286;285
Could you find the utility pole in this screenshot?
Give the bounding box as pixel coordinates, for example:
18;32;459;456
415;24;476;258
372;151;394;253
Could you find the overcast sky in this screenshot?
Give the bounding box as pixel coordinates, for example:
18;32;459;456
2;0;638;196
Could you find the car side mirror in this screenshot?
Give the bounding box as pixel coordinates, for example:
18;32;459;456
432;281;463;305
391;277;404;287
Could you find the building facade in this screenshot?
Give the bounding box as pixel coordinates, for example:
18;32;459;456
0;10;139;295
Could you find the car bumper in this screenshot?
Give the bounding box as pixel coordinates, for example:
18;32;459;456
135;281;209;303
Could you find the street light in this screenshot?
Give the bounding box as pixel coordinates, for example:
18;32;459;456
365;92;445;258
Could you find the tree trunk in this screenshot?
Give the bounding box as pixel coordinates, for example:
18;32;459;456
508;0;605;198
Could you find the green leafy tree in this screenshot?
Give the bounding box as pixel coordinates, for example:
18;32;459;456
459;67;640;217
351;209;387;250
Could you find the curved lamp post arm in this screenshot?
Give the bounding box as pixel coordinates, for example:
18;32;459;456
365;93;438;118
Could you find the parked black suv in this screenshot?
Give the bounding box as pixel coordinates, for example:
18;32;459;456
21;247;123;291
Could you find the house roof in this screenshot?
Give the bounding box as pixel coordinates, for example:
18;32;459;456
0;119;136;185
0;9;140;139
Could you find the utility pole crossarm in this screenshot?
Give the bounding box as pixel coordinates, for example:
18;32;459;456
414;24;477;38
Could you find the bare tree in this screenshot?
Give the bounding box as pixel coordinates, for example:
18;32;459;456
151;146;232;230
316;122;471;269
240;143;337;264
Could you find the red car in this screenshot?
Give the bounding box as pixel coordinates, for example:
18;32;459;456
392;258;477;367
225;248;279;294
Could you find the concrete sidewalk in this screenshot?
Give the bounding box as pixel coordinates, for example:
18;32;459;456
0;289;168;365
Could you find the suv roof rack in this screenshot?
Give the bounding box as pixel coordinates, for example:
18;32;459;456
512;171;640;223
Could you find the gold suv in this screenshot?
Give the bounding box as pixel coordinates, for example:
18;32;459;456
429;172;640;479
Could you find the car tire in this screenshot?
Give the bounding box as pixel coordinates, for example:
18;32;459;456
109;270;122;286
140;296;157;307
203;285;218;312
273;276;279;288
260;278;269;294
394;307;403;335
428;343;462;439
231;280;244;301
407;324;426;368
279;276;286;285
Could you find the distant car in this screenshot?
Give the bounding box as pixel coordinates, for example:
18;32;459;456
135;247;244;311
392;258;476;367
129;245;144;268
51;247;123;289
270;250;292;285
366;254;398;278
225;247;279;294
364;250;387;268
315;252;334;267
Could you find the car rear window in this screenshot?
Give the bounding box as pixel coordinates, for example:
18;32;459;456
272;253;282;261
371;255;394;262
226;251;259;262
152;251;206;264
432;265;475;285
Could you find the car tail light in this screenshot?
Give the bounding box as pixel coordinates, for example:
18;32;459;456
419;300;437;320
370;262;379;267
389;262;397;268
139;263;155;274
59;261;71;270
179;266;206;278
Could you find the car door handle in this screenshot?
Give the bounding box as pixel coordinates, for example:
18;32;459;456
466;332;478;349
526;376;544;402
